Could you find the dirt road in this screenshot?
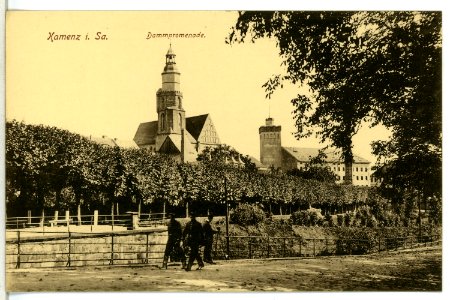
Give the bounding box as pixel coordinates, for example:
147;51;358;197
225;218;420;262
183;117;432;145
6;246;441;292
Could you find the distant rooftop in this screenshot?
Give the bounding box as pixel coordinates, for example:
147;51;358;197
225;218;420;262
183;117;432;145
88;135;138;149
282;147;370;164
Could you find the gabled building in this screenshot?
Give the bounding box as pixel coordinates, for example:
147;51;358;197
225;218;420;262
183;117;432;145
259;117;371;186
89;135;138;149
134;46;221;162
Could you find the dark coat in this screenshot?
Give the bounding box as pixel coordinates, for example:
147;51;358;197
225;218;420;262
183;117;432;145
167;219;182;241
183;219;204;246
202;219;217;243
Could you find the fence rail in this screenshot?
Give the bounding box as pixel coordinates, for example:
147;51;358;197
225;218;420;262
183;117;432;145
6;212;166;230
212;234;440;259
5;229;441;269
5;229;167;269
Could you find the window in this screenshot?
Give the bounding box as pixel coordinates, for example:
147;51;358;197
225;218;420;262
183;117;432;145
160;113;165;130
356;167;359;172
338;167;340;171
356;176;359;180
365;176;368;180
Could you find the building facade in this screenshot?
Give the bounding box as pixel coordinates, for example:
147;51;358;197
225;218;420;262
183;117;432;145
134;46;221;162
259;117;371;186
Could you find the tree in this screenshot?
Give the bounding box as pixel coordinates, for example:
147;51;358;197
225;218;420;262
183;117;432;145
227;12;441;190
287;150;337;183
369;12;442;217
197;144;257;171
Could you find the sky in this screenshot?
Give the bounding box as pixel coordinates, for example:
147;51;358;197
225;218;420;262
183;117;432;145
6;10;394;164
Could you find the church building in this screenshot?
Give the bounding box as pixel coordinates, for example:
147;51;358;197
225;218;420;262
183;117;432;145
259;117;371;186
134;46;221;162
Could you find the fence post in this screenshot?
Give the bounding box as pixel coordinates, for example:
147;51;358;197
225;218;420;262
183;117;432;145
41;210;45;235
40;210;45;227
65;210;70;228
16;231;21;269
77;205;81;226
267;237;270;258
299;238;302;257
110;233;115;265
94;210;98;226
66;231;71;267
54;211;59;227
27;210;31;225
145;232;149;264
313;239;316;257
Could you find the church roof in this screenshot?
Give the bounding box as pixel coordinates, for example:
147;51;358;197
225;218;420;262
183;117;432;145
133;114;210;147
167;44;175;56
113;139;139;149
282;147;370;164
88;136;138;149
133;121;158;146
89;136;117;147
159;135;181;154
185;114;209;140
247;155;266;169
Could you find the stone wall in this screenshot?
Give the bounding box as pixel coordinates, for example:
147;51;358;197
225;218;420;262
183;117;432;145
6;228;168;269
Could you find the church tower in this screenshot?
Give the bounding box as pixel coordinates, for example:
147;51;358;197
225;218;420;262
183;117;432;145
156;45;186;135
259;117;282;169
155;45;188;156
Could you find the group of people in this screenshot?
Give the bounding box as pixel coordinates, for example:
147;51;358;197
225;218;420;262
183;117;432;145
162;211;219;271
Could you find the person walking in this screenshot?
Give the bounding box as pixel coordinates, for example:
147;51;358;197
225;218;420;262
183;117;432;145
182;211;205;271
162;213;186;269
202;214;218;264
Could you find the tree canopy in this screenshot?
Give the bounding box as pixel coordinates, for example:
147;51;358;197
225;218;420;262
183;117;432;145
228;11;441;205
5;120;372;217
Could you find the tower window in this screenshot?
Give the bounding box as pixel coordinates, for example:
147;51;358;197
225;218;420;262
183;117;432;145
160;113;165;130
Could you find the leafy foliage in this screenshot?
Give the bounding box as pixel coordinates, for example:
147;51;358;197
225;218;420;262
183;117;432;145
228;11;442;204
287;150;337;182
291;208;324;226
230;203;267;226
4;121;387;220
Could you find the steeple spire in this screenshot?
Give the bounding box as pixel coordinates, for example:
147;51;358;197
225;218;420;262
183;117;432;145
165;43;176;67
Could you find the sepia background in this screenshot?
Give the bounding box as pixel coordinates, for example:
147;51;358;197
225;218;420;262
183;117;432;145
6;11;390;164
3;2;448;300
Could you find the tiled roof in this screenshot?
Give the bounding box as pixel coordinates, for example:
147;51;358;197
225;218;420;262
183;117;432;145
89;136;116;147
113;139;138;149
185;114;209;140
159;135;181;154
247;155;266;169
133;114;210;147
88;136;138;149
282;147;370;164
133;121;158;146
